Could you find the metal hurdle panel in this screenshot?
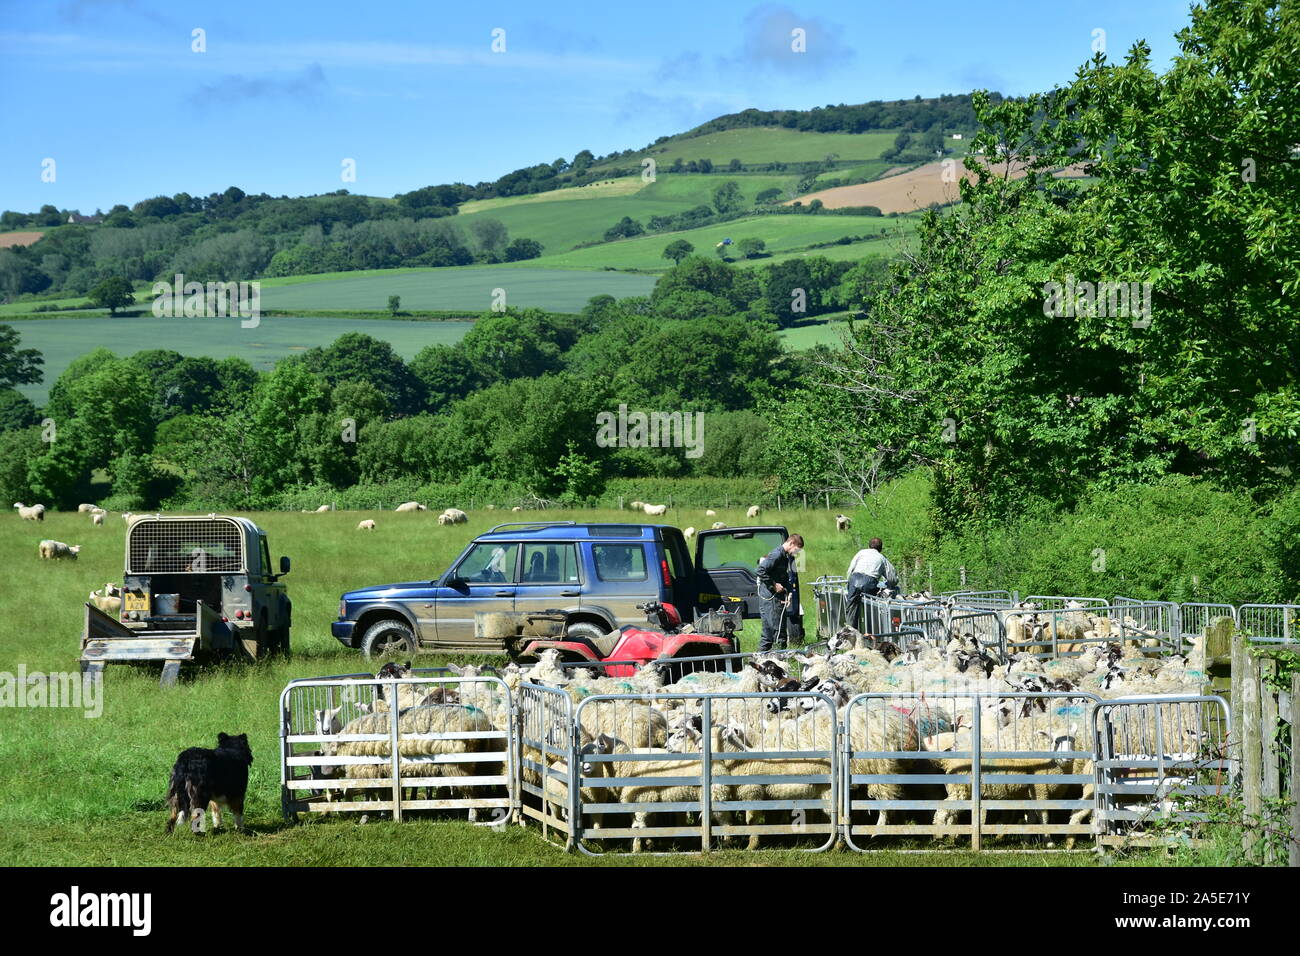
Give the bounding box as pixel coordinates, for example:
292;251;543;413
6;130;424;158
1024;595;1111;609
1004;602;1179;659
1237;604;1300;644
1092;695;1233;847
814;575;849;637
1178;603;1238;642
280;672;515;823
1113;596;1182;655
571;691;839;854
943;590;1020;609
841;691;1098;850
949;610;1007;657
517;682;576;846
862;596;948;643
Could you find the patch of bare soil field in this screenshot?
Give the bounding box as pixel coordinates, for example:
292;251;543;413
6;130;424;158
789;161;1089;213
0;231;44;248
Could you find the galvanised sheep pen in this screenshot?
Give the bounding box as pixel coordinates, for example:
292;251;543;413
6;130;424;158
277;587;1267;854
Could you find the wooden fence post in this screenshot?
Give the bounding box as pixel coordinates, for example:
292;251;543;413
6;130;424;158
1291;672;1299;868
1261;657;1280;804
1236;637;1261;857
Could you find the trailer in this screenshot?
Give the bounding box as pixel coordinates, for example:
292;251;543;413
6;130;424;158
79;514;291;686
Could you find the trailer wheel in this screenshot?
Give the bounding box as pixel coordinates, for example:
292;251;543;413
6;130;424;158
359;619;417;660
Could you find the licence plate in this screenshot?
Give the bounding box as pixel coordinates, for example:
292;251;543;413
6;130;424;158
123;591;149;612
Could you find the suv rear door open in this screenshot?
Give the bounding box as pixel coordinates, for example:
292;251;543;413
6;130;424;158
694;525;789;618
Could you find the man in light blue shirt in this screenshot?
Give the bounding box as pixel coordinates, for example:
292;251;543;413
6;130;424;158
845;538;897;631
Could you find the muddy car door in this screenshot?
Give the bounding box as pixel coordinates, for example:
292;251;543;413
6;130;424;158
694;525;789;618
431;541;520;649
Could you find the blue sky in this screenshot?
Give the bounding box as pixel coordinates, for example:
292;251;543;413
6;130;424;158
0;0;1197;213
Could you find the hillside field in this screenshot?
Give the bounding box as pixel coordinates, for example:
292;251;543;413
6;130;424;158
0;506;1120;867
592;127;898;169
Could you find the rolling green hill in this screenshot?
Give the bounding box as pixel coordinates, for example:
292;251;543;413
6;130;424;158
591;127;898;169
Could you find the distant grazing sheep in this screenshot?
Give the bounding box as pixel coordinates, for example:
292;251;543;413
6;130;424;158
40;540;80;560
711;521;726;530
357;519;376;531
705;509;717;516
511;506;522;512
835;514;851;532
13;502;45;521
315;504;331;513
92;512;104;526
394;501;426;512
629;501;644;511
683;527;696;542
642;503;667;517
441;508;468;524
77;503;96;513
746;505;761;519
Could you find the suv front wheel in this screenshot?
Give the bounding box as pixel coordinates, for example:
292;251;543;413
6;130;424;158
359;619;418;660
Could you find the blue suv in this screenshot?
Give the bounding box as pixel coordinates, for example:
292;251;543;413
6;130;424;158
332;520;789;658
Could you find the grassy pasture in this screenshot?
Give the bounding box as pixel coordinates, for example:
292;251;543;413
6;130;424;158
6;316;475;405
592;128;897;168
0;506;1122;865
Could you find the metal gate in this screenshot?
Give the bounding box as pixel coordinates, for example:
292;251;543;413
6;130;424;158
1179;603;1238;642
1113;596;1182;655
518;682;576;846
943;590;1019;609
569;691;839;854
280;672;515;823
1003;602;1179;658
813;575;849;637
950;610;1007;656
1092;695;1232;847
842;691;1099;850
1237;604;1300;644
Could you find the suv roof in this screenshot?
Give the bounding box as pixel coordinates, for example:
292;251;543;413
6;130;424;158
475;521;674;542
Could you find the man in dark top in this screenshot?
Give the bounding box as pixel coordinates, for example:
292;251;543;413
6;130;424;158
756;533;804;652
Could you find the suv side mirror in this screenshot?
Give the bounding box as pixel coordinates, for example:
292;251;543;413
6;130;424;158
279;556;291;575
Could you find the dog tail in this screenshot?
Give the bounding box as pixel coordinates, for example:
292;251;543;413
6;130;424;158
165;760;190;832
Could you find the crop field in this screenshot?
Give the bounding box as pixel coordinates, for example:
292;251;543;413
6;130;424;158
255;266;656;314
511;214;917;272
0;507;1125;866
591;127;898;168
7;316;474;405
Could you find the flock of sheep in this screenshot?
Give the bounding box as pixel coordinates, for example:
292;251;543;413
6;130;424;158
17;500;138;561
295;610;1213;851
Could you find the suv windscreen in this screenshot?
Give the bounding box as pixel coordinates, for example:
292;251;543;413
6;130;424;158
519;543;580;584
700;530;786;571
592;544;648;581
455;542;519;583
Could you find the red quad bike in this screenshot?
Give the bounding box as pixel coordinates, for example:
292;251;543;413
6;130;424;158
519;602;741;680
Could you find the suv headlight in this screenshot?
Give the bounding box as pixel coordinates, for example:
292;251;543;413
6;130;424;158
339;600;347;618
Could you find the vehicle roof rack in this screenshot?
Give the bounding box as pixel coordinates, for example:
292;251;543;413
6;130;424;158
484;520;579;534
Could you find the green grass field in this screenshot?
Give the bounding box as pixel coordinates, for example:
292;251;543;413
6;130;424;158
592;128;897;169
0;507;1163;866
7;316;475;405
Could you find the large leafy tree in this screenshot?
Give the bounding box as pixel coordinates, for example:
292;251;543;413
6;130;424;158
0;325;42;389
788;0;1299;526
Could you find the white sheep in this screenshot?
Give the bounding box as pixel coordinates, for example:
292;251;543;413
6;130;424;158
92;512;104;526
13;502;45;521
39;539;80;560
835;514;851;532
642;503;667;517
511;506;523;512
705;509;717;517
629;501;644;511
746;505;761;519
88;583;122;614
441;508;468;524
357;519;376;531
394;501;426;512
314;504;332;513
683;527;696;542
77;503;96;513
711;521;726;530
